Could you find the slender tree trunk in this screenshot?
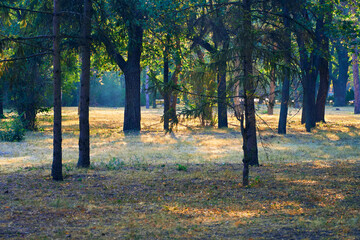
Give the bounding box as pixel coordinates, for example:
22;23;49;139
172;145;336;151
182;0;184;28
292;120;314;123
163;37;170;131
145;66;150;109
315;57;329;122
268;66;276;115
278;2;291;134
353;48;360;114
78;0;92;168
152;87;157;108
242;0;259;187
217;62;228;128
0;82;3;118
334;43;349;106
51;0;63;181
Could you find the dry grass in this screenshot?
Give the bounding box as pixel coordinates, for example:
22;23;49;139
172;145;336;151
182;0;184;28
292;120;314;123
0;106;359;239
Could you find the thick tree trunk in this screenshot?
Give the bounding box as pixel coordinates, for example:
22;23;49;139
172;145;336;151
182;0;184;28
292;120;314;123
334;43;349;107
51;0;63;181
353;48;360;114
278;3;291;134
98;23;143;132
123;25;143;132
268;66;276;115
78;0;92;168
163;41;170;131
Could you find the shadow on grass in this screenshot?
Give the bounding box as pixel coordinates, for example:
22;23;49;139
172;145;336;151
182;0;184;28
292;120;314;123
0;160;359;239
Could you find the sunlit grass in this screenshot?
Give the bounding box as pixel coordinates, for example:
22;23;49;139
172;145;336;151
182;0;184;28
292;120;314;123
0;105;359;239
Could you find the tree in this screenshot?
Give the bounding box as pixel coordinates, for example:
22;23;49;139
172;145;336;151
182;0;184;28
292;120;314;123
278;1;292;134
51;0;63;181
78;0;92;168
240;0;259;185
96;0;144;132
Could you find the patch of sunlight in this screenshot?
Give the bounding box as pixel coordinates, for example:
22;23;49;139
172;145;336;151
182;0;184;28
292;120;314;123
311;161;332;169
163;205;258;224
325;133;340;141
0;156;31;166
290;179;319;185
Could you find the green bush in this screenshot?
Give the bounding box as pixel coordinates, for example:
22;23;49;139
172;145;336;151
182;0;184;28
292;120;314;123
0;116;26;142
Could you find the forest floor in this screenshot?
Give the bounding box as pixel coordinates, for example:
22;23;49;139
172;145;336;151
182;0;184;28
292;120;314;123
0;106;359;239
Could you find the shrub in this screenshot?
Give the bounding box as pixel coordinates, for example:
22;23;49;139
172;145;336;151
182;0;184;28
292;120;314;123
0;116;26;142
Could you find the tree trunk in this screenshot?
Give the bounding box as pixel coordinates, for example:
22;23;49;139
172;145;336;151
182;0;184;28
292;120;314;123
51;0;63;181
315;57;329;122
333;43;349;107
268;66;275;115
242;0;259;187
152;87;157;108
354;48;360;114
0;83;3;118
217;63;228;128
78;0;92;168
278;2;291;134
123;25;143;132
163;37;170;131
145;66;150;109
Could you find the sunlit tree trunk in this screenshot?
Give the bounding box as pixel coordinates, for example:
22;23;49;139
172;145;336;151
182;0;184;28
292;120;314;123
78;0;92;168
51;0;63;181
145;66;150;109
268;66;276;115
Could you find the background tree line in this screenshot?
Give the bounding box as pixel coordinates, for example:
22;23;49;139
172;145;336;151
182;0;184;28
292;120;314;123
0;0;359;184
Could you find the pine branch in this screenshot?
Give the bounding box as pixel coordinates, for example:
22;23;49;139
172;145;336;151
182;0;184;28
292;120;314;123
0;52;52;63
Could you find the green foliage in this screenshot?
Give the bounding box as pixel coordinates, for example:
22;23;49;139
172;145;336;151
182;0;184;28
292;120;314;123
0;115;26;142
176;164;187;171
105;158;126;170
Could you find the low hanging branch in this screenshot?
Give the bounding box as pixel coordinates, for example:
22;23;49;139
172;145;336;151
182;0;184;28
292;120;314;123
0;52;52;63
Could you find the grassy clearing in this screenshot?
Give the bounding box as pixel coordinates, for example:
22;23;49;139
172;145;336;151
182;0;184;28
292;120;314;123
0;106;359;239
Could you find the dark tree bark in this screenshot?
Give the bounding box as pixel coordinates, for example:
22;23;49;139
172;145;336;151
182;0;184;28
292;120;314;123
217;62;228;128
278;2;291;134
163;38;170;131
354;48;360;114
315;57;329;122
296;14;322;132
78;0;92;168
213;16;229;128
51;0;63;181
123;25;142;131
333;43;349;107
315;2;332;123
0;83;3;118
241;0;259;186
